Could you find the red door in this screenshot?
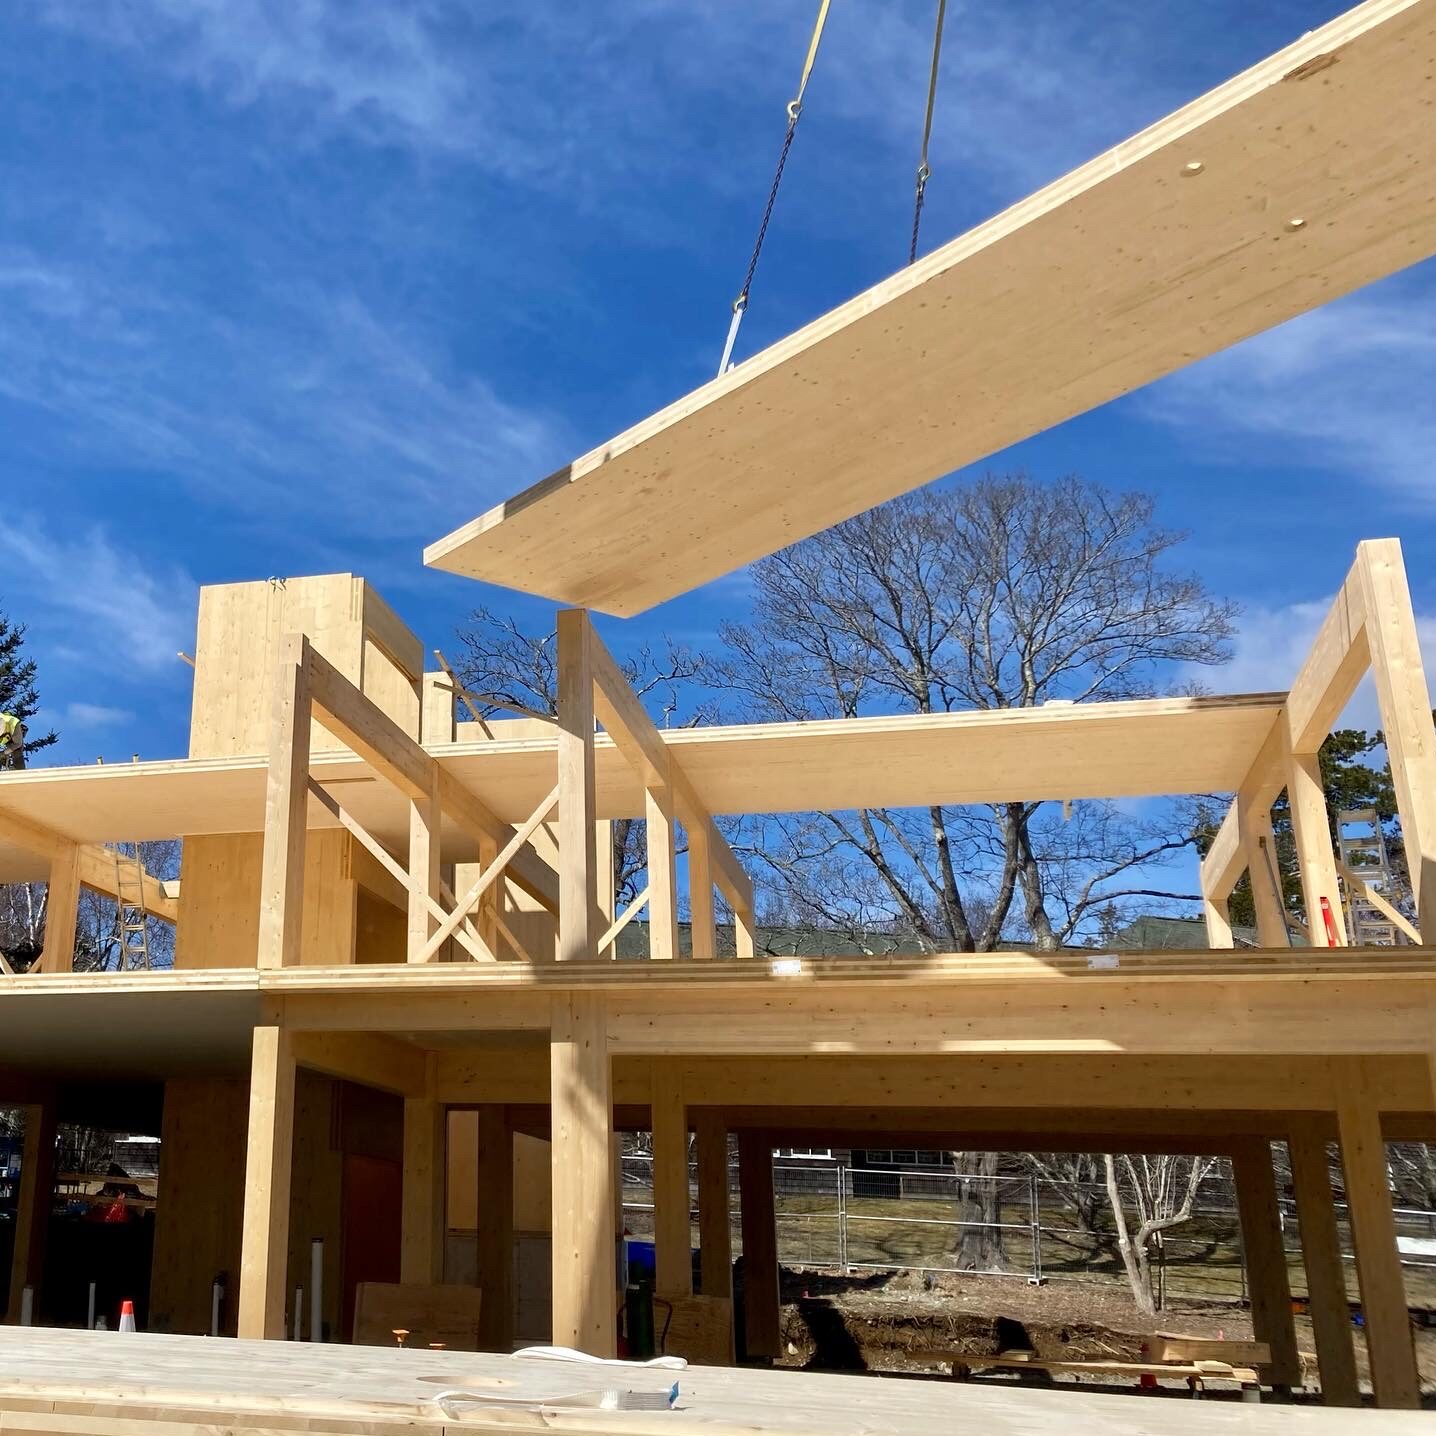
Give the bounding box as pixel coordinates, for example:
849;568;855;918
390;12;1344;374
341;1153;402;1341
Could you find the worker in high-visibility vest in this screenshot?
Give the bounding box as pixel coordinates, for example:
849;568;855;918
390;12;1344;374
0;712;25;770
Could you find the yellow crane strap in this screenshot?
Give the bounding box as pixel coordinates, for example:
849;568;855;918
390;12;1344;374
790;0;832;121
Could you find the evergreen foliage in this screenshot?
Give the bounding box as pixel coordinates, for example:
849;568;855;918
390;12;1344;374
0;608;58;758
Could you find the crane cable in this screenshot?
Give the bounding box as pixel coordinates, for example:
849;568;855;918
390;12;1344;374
718;0;833;376
909;0;949;266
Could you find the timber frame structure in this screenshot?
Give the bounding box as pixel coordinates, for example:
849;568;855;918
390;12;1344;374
0;540;1434;1412
3;0;1436;1417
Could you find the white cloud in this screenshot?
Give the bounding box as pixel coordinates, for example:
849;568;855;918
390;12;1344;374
1183;594;1436;734
6;0;1296;551
0;513;196;675
0;253;567;540
30;0;1181;211
1140;282;1436;507
35;0;475;155
60;701;135;729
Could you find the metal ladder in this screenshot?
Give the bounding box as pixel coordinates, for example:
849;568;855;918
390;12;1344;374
111;844;152;970
1337;808;1401;946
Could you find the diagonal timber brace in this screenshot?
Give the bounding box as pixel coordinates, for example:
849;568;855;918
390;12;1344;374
257;633;561;967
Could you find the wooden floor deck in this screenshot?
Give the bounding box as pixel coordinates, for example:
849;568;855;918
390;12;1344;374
0;1328;1425;1435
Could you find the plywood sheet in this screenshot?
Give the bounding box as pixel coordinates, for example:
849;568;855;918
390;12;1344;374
426;0;1436;614
0;693;1282;877
663;1293;735;1366
352;1281;483;1349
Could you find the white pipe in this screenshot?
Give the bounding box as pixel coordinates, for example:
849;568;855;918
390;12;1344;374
210;1280;223;1338
310;1239;323;1343
86;1282;97;1330
19;1287;32;1326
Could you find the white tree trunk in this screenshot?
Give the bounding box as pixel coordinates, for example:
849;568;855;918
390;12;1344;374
1104;1154;1155;1314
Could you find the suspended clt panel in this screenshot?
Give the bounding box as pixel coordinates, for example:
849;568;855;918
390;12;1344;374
426;0;1436;615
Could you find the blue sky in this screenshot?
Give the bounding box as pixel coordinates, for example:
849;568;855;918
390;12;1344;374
2;0;1434;768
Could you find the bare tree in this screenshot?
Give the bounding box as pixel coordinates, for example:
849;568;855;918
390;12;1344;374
0;882;49;970
951;1151;1008;1271
57;1124;116;1179
72;841;180;972
1104;1153;1217;1313
715;476;1237;950
2;842;180;974
453;608;714;906
1027;1152;1108;1237
1389;1143;1436;1231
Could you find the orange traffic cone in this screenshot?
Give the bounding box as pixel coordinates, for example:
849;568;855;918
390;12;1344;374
118;1300;136;1333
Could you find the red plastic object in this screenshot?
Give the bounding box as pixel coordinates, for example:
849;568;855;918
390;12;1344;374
1319;895;1340;946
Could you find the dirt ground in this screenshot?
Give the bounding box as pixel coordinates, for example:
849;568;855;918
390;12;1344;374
772;1265;1436;1405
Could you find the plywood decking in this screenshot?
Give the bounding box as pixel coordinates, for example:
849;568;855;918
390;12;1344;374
426;0;1436;614
0;1327;1424;1435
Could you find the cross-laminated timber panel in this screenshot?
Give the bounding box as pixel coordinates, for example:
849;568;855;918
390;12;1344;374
431;1048;1436;1124
188;574;423;760
252;951;1436;1059
12;1325;1426;1436
0;692;1284;885
426;0;1436;615
10;956;1436;1071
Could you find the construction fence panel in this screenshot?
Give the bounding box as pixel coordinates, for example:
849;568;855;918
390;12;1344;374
617;1150;1436;1312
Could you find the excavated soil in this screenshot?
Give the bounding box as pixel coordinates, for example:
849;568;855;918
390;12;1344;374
771;1265;1436;1402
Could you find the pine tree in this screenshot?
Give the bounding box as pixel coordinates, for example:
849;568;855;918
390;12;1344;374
0;608;58;760
1203;727;1403;930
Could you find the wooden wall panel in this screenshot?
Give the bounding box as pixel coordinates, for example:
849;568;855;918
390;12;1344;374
512;1134;552;1234
448;1118;551;1237
447;1110;478;1237
150;1078;248;1336
362;638;421;743
449;854;557;965
189;577;363;760
286;1071;345;1341
175;831;356;968
355;886;407;965
188;574;422;758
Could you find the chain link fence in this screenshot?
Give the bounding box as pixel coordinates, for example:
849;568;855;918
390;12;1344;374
619;1152;1436;1310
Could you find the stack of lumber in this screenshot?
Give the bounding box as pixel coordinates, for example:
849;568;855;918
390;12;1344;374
924;1347;1263;1397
